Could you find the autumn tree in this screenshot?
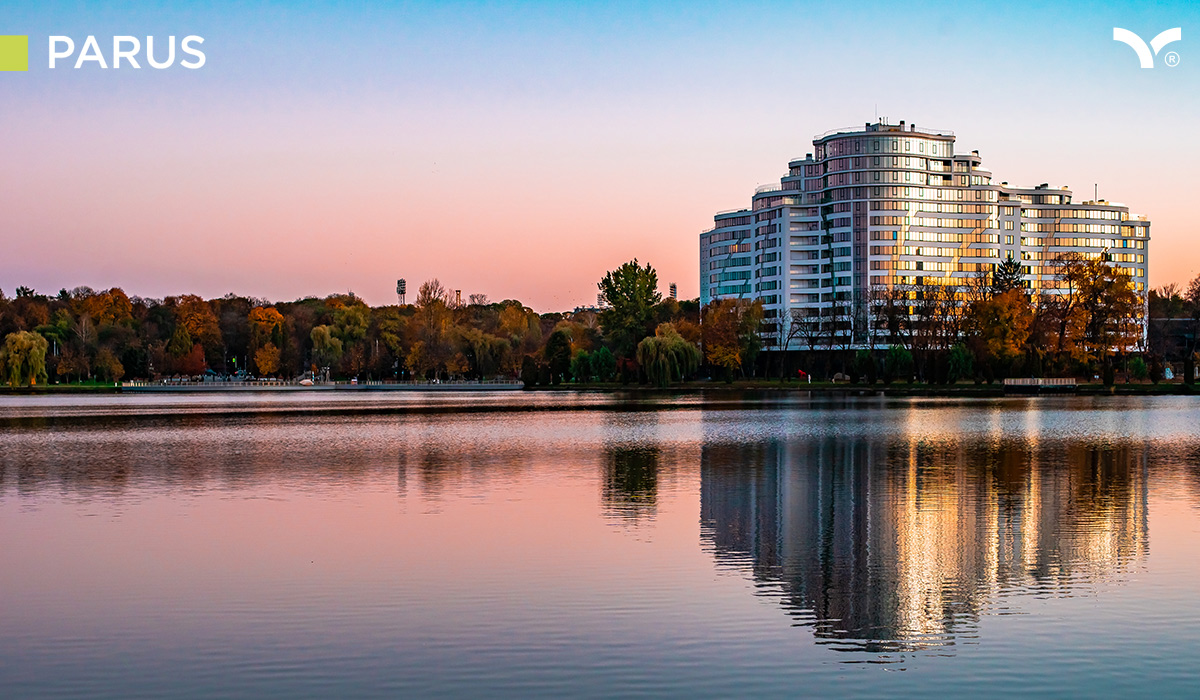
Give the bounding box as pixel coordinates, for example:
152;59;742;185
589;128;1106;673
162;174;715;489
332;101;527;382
173;295;222;350
412;279;453;375
249;306;285;345
701;298;763;381
459;327;509;378
374;307;408;357
179;344;207;375
53;341;87;382
1050;253;1141;367
254;343;281;376
405;340;433;379
966;288;1033;376
249;306;285;374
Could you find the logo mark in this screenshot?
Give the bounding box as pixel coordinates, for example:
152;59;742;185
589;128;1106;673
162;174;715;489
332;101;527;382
1113;27;1182;68
0;35;29;71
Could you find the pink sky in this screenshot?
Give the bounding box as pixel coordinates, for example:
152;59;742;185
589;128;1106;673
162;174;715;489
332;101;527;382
2;2;1197;310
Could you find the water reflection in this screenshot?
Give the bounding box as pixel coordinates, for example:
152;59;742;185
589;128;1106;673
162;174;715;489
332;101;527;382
700;436;1149;655
602;446;660;521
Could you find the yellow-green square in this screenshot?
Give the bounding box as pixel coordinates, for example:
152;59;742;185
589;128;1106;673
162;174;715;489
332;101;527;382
0;35;29;71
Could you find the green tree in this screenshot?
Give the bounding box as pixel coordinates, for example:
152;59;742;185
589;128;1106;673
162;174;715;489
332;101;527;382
544;328;573;385
598;260;662;358
94;347;125;382
636;323;701;387
854;349;877;385
520;355;541;387
992;255;1024;294
1128;356;1148;381
310;325;344;370
590;346;617;382
167;324;193;357
883;345;914;384
570;349;592;383
1;331;49;387
333;304;369;343
947;344;974;383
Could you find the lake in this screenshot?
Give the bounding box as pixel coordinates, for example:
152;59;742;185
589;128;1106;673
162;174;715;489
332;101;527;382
3;392;1200;698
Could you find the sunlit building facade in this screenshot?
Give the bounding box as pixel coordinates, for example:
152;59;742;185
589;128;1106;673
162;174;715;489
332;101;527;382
698;119;1151;348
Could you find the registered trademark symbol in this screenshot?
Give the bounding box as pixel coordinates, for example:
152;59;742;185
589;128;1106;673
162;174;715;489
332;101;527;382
1164;51;1181;67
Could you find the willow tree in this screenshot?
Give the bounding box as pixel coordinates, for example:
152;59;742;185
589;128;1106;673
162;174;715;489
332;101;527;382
636;323;700;387
2;331;49;387
310;325;343;369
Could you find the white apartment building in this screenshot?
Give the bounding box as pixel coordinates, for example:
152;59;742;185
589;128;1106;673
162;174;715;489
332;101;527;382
699;119;1151;349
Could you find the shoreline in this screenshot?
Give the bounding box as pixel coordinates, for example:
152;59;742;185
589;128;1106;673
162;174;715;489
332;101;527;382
1;381;1195;398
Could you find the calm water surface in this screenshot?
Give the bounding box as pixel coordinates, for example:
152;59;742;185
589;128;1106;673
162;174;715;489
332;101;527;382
3;392;1200;698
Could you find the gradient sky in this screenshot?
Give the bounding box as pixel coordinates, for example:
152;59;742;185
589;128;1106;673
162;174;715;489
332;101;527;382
1;0;1197;310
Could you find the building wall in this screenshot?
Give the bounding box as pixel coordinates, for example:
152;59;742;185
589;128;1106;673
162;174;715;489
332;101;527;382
699;120;1151;350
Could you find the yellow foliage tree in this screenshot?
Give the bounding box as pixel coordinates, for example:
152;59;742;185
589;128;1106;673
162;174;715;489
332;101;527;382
173;295;221;348
967;289;1033;363
249;306;285;342
254;342;281;376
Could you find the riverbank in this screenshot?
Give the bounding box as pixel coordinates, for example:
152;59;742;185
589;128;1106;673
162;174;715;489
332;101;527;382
1;380;1195;398
0;384;122;396
529;380;1200;397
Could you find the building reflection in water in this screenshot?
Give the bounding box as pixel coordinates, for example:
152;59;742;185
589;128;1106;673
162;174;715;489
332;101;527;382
700;433;1149;655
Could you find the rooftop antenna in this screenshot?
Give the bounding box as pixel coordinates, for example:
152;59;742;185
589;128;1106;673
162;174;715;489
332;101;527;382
1094;183;1098;202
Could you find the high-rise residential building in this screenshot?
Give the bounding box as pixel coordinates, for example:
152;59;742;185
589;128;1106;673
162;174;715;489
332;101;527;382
699;119;1151;349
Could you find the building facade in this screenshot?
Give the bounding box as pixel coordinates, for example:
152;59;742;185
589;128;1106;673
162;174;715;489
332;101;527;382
699;120;1151;349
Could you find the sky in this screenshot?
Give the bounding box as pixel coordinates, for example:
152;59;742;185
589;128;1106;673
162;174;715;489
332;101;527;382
1;0;1197;311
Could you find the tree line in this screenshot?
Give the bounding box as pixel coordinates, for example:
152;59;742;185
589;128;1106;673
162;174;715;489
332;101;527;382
0;262;722;387
0;254;1172;388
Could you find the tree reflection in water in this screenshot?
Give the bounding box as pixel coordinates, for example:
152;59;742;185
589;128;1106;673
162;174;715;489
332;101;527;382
603;446;660;522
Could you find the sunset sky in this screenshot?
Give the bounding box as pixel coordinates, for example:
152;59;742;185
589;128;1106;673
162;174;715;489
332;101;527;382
1;0;1197;310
